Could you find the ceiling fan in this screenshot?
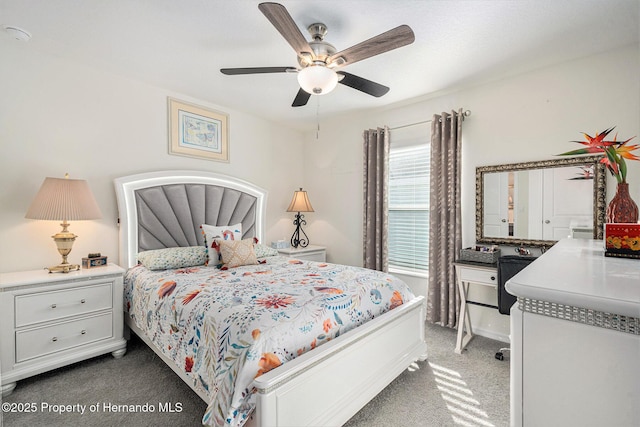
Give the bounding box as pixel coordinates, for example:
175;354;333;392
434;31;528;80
220;2;415;107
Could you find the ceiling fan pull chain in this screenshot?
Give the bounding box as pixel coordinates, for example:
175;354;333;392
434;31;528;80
316;97;321;140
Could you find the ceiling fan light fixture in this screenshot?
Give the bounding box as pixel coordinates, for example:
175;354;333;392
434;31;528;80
297;65;338;95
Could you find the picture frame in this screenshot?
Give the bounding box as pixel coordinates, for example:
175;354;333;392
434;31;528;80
168;97;229;162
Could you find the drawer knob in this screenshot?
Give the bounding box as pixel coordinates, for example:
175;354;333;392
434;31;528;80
51;337;58;342
490;276;496;281
80;299;86;304
51;304;57;309
81;330;86;335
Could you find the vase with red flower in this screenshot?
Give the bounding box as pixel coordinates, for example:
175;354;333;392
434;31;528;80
558;126;639;223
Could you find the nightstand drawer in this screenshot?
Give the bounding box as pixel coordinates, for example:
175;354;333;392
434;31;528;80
277;245;327;262
15;283;113;327
457;267;497;286
15;312;113;362
294;251;326;262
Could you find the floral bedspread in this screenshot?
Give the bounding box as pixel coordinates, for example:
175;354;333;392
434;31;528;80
124;256;415;427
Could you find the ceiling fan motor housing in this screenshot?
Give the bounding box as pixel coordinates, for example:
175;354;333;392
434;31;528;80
297;23;336;67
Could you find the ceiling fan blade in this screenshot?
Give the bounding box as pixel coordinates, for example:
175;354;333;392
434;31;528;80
258;2;314;58
328;25;415;67
337;72;389;97
292;88;311;107
220;66;296;75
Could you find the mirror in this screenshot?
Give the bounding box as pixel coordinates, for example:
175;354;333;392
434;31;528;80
476;156;606;247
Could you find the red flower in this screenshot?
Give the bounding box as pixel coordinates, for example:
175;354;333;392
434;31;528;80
559;127;638;183
570;127;617;152
185;356;194;372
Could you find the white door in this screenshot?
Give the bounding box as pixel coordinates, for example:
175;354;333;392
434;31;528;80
483;172;510;237
542;166;593;240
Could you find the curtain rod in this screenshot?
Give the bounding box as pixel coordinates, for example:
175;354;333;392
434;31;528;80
390;109;471;131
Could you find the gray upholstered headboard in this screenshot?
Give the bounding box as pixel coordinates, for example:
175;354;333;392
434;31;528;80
114;171;267;268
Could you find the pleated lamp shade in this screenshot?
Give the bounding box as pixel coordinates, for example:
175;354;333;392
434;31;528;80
25;176;102;221
286;188;314;213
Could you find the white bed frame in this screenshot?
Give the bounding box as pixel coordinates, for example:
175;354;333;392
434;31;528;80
115;170;427;427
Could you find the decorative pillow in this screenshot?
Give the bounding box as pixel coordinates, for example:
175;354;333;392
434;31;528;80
218;238;259;269
201;223;243;266
137;246;207;271
254;243;279;258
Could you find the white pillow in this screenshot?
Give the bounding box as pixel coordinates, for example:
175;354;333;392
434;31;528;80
200;223;243;266
137;246;207;270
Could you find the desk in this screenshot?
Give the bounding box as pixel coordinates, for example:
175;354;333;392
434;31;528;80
453;261;498;354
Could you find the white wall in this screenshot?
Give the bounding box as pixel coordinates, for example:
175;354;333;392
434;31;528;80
305;44;640;341
0;39;305;273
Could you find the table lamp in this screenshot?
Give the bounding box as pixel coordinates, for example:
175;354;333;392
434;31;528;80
25;174;102;273
286;188;314;248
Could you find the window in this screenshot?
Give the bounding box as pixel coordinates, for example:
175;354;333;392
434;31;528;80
388;140;430;275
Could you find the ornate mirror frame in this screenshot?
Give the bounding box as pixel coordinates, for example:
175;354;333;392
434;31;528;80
476;155;606;247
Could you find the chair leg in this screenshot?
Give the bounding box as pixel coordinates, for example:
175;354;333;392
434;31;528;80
495;347;510;361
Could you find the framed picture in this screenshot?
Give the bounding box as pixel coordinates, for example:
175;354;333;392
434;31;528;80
168;97;229;162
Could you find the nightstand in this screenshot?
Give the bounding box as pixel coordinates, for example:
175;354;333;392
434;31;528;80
0;264;127;396
277;245;327;262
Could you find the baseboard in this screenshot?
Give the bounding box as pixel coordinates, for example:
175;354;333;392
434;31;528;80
472;326;510;344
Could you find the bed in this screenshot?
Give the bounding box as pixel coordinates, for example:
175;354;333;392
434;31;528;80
114;170;427;427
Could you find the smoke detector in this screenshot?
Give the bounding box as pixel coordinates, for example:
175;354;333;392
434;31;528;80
3;26;32;42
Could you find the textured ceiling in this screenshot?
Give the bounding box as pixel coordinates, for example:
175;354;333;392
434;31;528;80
2;0;638;131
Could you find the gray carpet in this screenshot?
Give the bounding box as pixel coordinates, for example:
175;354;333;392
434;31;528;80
1;323;509;427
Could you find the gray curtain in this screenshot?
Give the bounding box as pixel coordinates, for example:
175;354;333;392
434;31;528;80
427;110;463;328
362;126;389;271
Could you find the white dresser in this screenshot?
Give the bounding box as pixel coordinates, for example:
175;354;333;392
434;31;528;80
507;239;640;427
0;265;127;396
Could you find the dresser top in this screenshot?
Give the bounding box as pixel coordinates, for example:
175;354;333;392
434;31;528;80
277;245;326;255
0;264;125;290
506;239;640;317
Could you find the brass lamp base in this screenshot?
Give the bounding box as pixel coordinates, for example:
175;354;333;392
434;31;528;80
48;221;80;274
47;263;80;274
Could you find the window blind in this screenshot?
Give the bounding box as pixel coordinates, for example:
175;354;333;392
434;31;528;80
388;144;430;272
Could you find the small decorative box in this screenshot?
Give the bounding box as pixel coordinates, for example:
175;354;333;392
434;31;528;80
271;240;290;249
82;256;108;268
605;223;640;259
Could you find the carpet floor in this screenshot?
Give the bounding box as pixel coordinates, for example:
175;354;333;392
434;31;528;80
1;322;509;427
